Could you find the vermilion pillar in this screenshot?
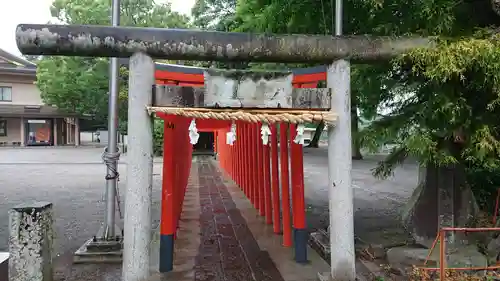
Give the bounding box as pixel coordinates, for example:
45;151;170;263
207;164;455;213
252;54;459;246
257;122;265;216
263;127;272;225
250;123;258;208
214;131;218;156
172;119;180;233
160;114;176;272
228;130;234;179
271;124;281;233
289;123;307;263
244;123;250;197
238;122;243;188
240;123;246;194
280;123;292;247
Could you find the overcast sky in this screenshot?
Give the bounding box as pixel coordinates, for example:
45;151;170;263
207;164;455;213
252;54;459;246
0;0;195;57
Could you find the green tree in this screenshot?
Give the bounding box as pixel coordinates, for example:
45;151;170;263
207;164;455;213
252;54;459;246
232;0;500;160
192;0;370;159
231;0;500;247
36;0;190;131
232;0;398;158
192;0;238;31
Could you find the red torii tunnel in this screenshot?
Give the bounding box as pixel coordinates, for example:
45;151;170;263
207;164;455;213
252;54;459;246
154;63;327;272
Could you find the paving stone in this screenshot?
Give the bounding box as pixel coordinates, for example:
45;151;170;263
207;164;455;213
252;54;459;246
194;158;285;281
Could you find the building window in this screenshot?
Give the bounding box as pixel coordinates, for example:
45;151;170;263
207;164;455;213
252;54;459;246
0;87;12;101
0;120;6;136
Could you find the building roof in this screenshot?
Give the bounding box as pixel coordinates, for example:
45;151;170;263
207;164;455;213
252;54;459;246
0;49;80;118
0;49;36;67
0;48;36;77
0;104;78;118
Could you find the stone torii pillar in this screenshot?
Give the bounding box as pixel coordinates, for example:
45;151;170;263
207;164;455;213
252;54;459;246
122;52;155;280
15;23;432;281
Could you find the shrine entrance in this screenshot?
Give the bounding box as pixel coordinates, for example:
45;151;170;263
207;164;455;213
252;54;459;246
151;62;333;280
192;131;214;155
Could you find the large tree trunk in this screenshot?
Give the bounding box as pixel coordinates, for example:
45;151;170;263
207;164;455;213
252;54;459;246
351;106;363;160
306;121;324;148
402;140;479;248
492;0;500;16
307;104;364;161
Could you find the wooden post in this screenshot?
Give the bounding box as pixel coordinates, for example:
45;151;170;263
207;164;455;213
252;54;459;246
251;124;259;209
264;131;273;225
271;124;281;234
243;123;249;197
9;202;54;281
280;123;292;247
258;122;265;216
290;124;308;264
249;124;256;206
160;114;176;273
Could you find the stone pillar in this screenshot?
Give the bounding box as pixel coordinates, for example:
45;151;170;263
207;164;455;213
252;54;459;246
20;117;25;146
326;60;356;281
9;202;53;281
74;118;80;146
122;52;154;281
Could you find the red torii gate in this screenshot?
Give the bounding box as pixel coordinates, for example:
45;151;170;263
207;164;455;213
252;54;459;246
154;63;327;272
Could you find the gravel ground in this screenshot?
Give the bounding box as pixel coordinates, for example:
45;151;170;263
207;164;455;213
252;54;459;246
302;146;418;245
0;146;418;277
0;147;164;256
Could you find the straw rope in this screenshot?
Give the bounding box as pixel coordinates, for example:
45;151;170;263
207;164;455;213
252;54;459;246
147;106;337;125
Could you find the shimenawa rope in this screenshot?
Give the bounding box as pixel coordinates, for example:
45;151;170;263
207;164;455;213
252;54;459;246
146;106;337;125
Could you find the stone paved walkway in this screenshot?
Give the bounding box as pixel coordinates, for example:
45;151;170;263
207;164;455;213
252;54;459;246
195;158;285;281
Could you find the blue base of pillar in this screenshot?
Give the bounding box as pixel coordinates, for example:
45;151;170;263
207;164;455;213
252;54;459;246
293;228;309;264
159;234;174;272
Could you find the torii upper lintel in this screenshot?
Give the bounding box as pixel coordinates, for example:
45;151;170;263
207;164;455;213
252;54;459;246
15;24;433;63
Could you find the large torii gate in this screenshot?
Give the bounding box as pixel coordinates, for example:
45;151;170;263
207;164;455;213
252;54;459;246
15;24;431;281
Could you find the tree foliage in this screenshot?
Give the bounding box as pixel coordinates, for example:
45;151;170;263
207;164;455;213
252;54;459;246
37;0;190;131
365;33;500;177
230;0;500;190
37;0;500;197
191;0;238;31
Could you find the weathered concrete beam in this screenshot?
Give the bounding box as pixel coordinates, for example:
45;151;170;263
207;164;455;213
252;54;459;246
154;85;330;109
154;68;330;108
153;69;327;109
16;24;433;63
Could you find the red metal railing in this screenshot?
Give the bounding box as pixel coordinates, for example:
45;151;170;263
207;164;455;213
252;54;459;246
420;227;500;279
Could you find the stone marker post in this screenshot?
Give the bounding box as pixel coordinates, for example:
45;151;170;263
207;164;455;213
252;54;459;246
9;202;54;281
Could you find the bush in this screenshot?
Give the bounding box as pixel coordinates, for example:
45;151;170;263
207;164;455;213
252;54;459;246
467;163;500;215
153;118;164;156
